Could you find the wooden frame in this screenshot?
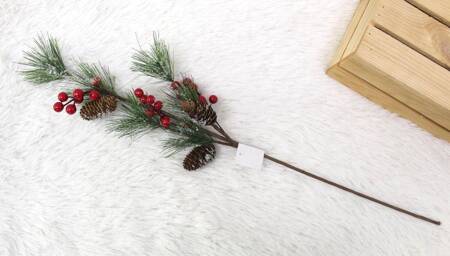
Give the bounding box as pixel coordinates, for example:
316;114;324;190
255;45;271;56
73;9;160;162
327;0;450;142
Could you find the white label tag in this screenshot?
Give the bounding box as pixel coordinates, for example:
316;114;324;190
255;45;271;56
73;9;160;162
235;143;265;170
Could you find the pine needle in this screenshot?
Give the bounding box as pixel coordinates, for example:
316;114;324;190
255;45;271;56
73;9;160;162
162;96;214;155
162;82;201;116
131;32;174;82
109;91;213;154
108;93;160;137
162;121;214;156
70;62;119;97
20;34;67;84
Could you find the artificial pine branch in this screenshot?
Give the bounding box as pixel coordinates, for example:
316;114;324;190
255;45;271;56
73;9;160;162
19;35;122;101
107;91;214;153
20;34;67;83
106;92;215;155
131;32;174;82
20;33;441;226
19;34;216;155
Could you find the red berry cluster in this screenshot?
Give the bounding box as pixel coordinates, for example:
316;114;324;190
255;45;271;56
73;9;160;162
53;77;102;115
171;78;218;105
134;88;171;128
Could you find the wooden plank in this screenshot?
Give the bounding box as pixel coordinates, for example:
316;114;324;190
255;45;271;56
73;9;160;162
341;26;450;130
329;0;370;67
342;0;381;60
375;0;450;70
327;65;450;142
406;0;450;27
342;0;450;70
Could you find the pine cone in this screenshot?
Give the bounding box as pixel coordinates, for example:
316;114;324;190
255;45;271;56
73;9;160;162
183;144;216;171
195;105;217;125
182;77;198;91
180;100;196;115
80;95;117;120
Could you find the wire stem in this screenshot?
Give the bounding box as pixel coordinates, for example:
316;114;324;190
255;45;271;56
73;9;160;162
212;122;238;146
206;129;229;142
214;128;440;225
264;154;441;225
213;140;234;147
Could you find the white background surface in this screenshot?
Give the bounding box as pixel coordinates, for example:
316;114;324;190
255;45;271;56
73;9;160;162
0;0;449;255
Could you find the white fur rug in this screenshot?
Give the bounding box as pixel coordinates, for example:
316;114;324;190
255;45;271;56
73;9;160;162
1;0;449;255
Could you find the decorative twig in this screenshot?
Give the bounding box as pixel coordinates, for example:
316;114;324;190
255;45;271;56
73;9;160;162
19;34;441;226
264;153;440;225
214;135;440;225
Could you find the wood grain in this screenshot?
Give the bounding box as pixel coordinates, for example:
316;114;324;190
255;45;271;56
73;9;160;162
341;26;450;130
329;0;370;67
406;0;450;27
327;65;450;142
327;0;450;142
375;0;450;70
343;0;450;70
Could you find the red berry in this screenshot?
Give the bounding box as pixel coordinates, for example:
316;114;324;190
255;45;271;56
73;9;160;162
153;101;163;111
65;104;76;115
139;95;147;104
209;95;218;104
73;95;84;103
91;76;101;87
145;95;155;105
170;81;180;90
53;102;64;112
58;92;68;102
134;88;144;98
160;116;171;128
145;108;155;117
198;95;207;105
73;88;84;99
89;90;101;101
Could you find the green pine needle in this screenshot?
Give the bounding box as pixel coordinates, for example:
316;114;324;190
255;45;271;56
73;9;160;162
131;32;174;82
177;81;201;102
162;90;214;154
108;93;160;137
162;80;201;116
70;62;119;97
20;34;67;84
162;119;214;156
109;91;213;155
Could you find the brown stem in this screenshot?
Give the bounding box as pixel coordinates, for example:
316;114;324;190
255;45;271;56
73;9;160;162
108;86;441;225
213;140;234;147
63;98;74;106
264;154;441;225
217;140;440;225
113;89;440;225
212;122;238;146
206;129;229;142
213;123;231;141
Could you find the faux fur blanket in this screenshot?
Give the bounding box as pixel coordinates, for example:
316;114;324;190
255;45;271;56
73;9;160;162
0;0;449;255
